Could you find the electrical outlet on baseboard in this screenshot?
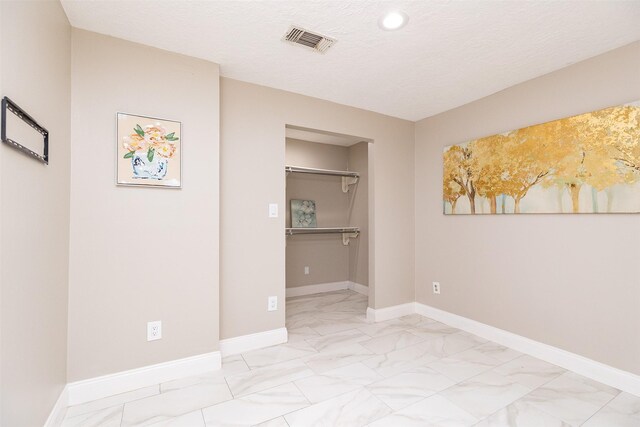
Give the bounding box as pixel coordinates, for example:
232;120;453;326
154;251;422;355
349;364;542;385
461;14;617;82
268;296;278;311
432;282;441;294
304;266;309;275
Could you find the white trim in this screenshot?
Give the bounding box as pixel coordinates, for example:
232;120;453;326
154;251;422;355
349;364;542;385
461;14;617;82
415;303;640;397
44;385;68;427
67;351;221;406
286;281;350;297
286;281;369;298
366;302;415;322
348;281;369;296
220;327;288;357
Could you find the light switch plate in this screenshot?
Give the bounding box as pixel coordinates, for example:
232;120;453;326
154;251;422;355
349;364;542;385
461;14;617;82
268;203;278;218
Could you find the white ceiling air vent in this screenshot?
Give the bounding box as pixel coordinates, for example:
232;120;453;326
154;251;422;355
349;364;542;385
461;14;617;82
283;25;336;54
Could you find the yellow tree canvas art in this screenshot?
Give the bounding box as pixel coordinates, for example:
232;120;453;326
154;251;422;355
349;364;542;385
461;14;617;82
442;102;640;214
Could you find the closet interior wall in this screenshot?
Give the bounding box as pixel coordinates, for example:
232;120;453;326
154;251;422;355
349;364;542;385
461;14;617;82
285;138;369;291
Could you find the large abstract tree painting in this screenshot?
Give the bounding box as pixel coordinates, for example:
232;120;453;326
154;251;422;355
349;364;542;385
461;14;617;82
442;102;640;214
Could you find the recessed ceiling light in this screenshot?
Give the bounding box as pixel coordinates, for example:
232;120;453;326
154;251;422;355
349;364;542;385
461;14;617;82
379;11;408;31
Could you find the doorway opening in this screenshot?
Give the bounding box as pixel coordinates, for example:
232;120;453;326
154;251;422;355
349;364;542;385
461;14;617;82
284;125;373;334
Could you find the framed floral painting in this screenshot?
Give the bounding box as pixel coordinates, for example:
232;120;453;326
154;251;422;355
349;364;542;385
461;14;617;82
116;113;182;188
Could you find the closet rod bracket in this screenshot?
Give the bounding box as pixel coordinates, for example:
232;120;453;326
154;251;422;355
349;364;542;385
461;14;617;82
342;231;359;246
342;176;358;193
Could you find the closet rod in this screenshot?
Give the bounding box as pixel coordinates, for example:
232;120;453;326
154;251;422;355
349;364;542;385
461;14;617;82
285;165;359;178
286;227;359;236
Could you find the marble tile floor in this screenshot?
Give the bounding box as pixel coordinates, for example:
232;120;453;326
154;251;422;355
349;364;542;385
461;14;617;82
61;290;640;426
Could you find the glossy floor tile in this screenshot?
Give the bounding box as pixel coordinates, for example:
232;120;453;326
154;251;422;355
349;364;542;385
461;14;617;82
61;405;124;427
121;375;232;425
304;328;371;352
520;371;621;425
369;394;478;426
356;319;413;338
362;340;440;378
294;362;381;403
366;365;455;410
426;348;504;383
440;370;532;419
254;416;289;427
492;354;566;389
224;359;313;397
302;342;376;374
583;392;640;427
147;410;205;427
240;340;318;369
476;399;570;427
201;383;308;426
64;386;160;419
60;290;639;426
284;388;392;426
360;330;425;354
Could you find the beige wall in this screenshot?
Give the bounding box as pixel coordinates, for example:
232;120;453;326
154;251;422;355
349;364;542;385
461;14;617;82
67;30;220;381
221;78;414;339
348;142;369;286
286;138;350;171
0;1;71;425
286;139;350;288
415;41;640;375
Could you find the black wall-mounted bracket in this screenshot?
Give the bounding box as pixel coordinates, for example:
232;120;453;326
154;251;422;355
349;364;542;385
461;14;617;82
1;96;49;164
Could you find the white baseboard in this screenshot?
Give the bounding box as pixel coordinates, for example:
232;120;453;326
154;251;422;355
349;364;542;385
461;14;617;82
67;351;221;406
348;281;369;296
286;281;350;297
44;385;69;427
286;281;369;298
220;327;288;357
364;300;640;396
366;302;415;322
65;327;288;408
415;302;640;397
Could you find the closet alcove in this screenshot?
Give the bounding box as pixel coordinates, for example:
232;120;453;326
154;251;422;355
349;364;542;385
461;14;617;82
284;126;370;300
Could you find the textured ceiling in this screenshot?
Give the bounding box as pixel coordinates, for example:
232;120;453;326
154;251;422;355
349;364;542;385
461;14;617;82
61;1;640;121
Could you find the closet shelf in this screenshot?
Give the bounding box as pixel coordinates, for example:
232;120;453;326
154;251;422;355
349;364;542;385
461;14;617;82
285;165;359;192
286;227;360;245
285;165;358;178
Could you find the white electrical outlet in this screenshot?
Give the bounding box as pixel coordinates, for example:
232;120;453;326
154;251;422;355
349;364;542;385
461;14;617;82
304;266;309;275
147;321;162;341
432;282;441;294
268;203;278;218
268;296;278;311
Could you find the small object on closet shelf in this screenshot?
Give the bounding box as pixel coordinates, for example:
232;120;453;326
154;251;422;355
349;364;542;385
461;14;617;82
291;199;317;227
1;96;49;164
